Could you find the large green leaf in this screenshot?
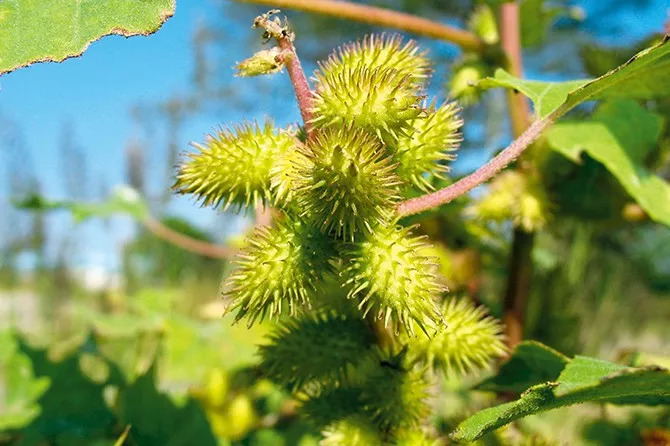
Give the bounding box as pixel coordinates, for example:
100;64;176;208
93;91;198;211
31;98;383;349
451;354;670;443
478;35;670;118
0;0;175;76
120;366;217;446
475;341;568;394
547;100;670;227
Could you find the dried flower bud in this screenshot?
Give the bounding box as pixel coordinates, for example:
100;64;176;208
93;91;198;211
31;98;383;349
234;47;285;77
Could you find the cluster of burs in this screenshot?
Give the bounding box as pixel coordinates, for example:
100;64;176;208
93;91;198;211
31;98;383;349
176;34;506;444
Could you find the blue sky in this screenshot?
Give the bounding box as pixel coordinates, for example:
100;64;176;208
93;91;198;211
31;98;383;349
0;0;667;272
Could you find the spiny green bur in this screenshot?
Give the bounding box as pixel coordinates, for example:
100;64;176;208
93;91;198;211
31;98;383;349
223;217;335;325
341;224;445;335
175;120;295;211
405;297;508;376
258;312;375;389
175;27;506;443
294;127;400;239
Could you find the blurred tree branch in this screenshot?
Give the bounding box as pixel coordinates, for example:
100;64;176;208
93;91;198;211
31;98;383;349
236;0;486;52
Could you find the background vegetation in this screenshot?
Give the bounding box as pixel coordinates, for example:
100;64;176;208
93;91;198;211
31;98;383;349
1;0;669;444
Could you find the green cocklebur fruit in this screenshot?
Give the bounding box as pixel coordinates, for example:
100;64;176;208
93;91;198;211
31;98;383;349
223;216;334;325
407;297;507;376
269;142;307;206
300;386;365;427
448;57;489;106
321;416;382;446
294;127;400;239
466;170;550;232
394;430;440;446
175;120;295;211
359;351;429;430
311;62;423;138
259;312;375;390
318;33;431;85
341;224;444;335
392;101;463;190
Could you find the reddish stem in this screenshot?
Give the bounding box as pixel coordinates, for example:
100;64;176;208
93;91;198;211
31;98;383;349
142;216;234;259
499;1;534;348
237;0;485;52
255;11;315;137
500;2;531;137
277;39;314;136
396;115;553;217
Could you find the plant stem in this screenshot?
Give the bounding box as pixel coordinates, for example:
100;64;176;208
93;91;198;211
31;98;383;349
238;0;486;52
254;11;315;137
502;229;534;346
142;216;234;259
499;1;534;348
277;40;314;136
396;115;553;216
500;2;531;137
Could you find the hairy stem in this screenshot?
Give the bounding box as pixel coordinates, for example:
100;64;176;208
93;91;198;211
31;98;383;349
396;115;553;217
238;0;485;52
142;216;234;259
277;40;314;136
254;11;315;136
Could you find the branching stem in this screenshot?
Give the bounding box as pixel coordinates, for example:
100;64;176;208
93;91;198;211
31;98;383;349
396;115;553;217
142;216;234;259
238;0;485;52
254;11;315;137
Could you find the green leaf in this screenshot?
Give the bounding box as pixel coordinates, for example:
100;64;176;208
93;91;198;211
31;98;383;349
520;0;562;47
478;35;670;118
114;425;132;446
451;354;670;442
547;100;670;227
478;70;588;119
120;366;217;446
18;341;118;442
15;186;149;222
476;341;569;394
0;0;175;76
0;331;50;431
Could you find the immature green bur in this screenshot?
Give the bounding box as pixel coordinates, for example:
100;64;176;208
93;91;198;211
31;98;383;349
175;28;500;444
175;121;295;212
341;224;445;335
0;0;175;76
223;217;334;325
259;312;375;389
407;297;507;376
294;127;400;239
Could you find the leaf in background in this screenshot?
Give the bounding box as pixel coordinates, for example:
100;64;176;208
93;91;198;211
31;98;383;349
547;100;670;227
15;185;149;222
0;331;50;431
477;35;670;118
520;0;562;47
17;341;118;442
0;0;175;76
120;366;217;446
452;354;670;442
476;341;568;393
